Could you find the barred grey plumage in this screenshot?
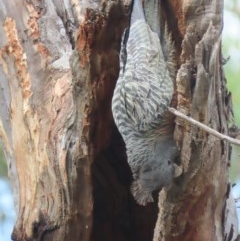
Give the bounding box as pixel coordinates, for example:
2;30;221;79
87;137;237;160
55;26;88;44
112;0;177;205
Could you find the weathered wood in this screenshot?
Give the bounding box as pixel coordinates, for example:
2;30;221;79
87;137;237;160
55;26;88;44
0;1;87;240
153;0;238;240
0;0;158;240
0;0;238;241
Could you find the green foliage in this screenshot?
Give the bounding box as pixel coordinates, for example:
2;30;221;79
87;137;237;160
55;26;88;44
0;144;7;177
222;19;240;182
224;54;240;126
223;39;240;125
226;63;240;181
221;2;240;185
230;145;240;181
226;70;240;125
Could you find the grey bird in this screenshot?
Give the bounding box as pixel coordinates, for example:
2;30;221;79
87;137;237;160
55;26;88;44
112;0;177;205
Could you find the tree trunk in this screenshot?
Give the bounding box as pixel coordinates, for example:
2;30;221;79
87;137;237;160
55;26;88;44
0;0;238;241
153;1;239;241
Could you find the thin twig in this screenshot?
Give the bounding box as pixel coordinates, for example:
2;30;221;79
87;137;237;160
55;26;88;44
168;107;240;146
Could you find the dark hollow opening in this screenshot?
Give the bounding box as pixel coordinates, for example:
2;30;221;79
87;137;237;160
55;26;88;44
88;4;163;240
91;128;159;241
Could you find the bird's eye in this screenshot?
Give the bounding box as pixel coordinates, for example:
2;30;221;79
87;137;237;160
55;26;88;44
142;165;152;173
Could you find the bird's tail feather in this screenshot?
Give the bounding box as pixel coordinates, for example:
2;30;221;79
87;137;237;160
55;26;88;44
130;0;145;24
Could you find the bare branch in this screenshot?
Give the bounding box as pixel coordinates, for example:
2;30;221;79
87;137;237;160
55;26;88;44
168;108;240;146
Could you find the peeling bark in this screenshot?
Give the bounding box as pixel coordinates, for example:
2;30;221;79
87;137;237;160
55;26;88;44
0;0;238;241
154;1;239;241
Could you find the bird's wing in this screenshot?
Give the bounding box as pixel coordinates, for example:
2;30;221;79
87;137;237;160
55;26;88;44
123;69;170;132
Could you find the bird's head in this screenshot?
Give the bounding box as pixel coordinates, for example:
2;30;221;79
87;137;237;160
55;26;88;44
130;135;178;205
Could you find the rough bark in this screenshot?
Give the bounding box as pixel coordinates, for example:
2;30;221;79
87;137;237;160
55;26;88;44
0;0;238;241
153;1;239;241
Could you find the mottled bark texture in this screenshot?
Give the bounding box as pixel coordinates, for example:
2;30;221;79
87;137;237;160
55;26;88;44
0;0;238;241
153;1;239;241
